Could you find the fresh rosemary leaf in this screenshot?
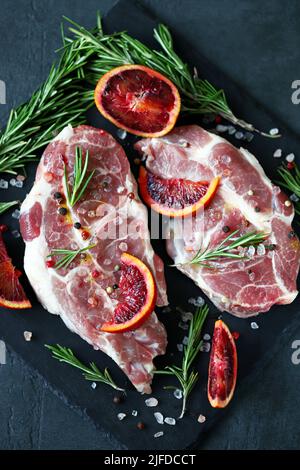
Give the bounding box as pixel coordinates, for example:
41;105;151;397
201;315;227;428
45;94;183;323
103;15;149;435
0;200;19;215
183;230;267;268
278;163;300;215
64;147;95;207
155;304;209;418
0;30;94;174
47;243;96;270
45;344;124;391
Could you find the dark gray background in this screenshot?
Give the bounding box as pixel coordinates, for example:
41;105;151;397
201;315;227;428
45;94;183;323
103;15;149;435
0;0;300;450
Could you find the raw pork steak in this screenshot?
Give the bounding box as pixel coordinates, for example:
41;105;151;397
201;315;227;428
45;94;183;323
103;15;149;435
20;125;168;393
135;125;300;317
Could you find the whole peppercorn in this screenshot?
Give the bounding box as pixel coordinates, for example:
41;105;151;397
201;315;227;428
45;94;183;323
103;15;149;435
58;207;67;216
53;192;63;200
127;192;135;200
222;225;230;233
137;422;145;430
113;284;119;290
254;206;261;213
288;231;296;239
46;259;55;268
74;222;82;229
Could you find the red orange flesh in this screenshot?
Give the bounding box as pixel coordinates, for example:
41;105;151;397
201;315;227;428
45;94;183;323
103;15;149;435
138;166;220;217
100;252;156;333
207;320;238;408
94;64;181;138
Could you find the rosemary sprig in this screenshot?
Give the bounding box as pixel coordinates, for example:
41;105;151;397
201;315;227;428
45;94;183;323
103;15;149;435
0;28;95;174
47;243;96;270
64;15;278;137
0;200;19;215
183;230;267;268
278;163;300;215
45;344;124;391
155;304;209;418
64;147;95;207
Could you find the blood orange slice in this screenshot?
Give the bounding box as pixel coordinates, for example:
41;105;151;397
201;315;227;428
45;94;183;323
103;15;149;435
138;166;220;217
0;233;31;309
94;65;181;137
100;252;157;333
207;320;237;408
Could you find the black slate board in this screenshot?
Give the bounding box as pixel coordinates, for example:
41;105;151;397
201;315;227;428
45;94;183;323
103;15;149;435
0;0;299;450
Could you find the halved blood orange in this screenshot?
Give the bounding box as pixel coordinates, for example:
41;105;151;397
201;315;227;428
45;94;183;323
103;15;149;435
207;320;238;408
94;64;181;137
138;166;220;217
100;252;157;333
0;233;31;309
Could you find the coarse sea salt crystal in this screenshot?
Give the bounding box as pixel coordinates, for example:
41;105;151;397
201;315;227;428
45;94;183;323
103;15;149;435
200;342;211;353
177;343;183;352
256;244;266;256
119;242;128;252
174;389;183;400
15;180;23;188
117;129;127;140
154;431;164;438
235;131;244;140
290;194;299;202
117;413;126;421
273;148;282;158
11;209;20;219
145;397;158;407
182;336;189;346
23;331;32;342
286;153;295;163
203;333;211;341
246;245;255;257
193;296;205;307
198;414;206;424
216;124;228;133
91;382;97;389
9;178;16;187
164;417;176;425
245;132;254;142
154;412;164;424
269;128;279;136
227;126;236;135
132;410;138;417
0;179;8;189
251;321;259;330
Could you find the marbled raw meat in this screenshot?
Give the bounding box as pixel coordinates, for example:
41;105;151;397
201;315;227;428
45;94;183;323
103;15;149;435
20;125;168;393
135;125;300;317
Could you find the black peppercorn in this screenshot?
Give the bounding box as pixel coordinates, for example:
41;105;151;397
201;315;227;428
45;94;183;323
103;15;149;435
137;421;145;430
113;284;119;290
53;192;63;200
74;222;82;229
267;244;276;251
222;225;230;233
288;231;296;239
58;207;67;216
254;206;260;213
102;181;109;188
